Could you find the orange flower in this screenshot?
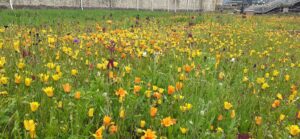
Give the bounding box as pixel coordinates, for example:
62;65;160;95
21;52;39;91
134;77;141;84
134;85;141;94
161;116;176;127
176;82;183;90
168;85;175;95
184;65;192;73
217;114;223;121
230;110;236;119
93;126;104;139
103;115;112;126
141;129;157;139
109;125;118;134
272;100;280;108
150;107;157;117
255;116;262;125
62;83;71;93
297;111;300;119
153;92;161;99
74;91;80;100
115;88;127;98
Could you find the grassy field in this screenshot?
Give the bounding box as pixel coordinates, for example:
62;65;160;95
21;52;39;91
0;9;300;139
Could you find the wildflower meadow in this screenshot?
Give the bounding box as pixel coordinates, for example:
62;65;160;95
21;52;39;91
0;10;300;138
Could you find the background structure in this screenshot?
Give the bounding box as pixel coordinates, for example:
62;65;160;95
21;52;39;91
0;0;224;11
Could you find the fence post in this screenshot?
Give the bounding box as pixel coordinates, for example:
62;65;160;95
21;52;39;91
9;0;13;10
136;0;139;10
168;0;170;12
187;0;189;12
175;0;177;12
151;0;153;11
80;0;83;10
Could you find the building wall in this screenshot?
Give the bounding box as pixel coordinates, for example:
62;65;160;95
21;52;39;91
9;0;222;11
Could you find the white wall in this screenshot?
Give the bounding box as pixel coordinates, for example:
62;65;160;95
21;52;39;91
10;0;222;11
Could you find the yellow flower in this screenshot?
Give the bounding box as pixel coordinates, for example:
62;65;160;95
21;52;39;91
0;91;8;96
285;74;290;81
113;61;118;67
39;74;49;83
272;70;279;77
43;86;54;97
125;66;131;73
0;76;8;85
18;61;25;69
278;114;285;122
0;57;6;68
161;116;176;127
218;72;225;80
145;90;152;98
141;129;157;139
14;40;20;52
71;69;78;76
178;67;182;73
152;85;158;91
57;101;63;108
119;107;125;119
256;77;265;84
15;74;22;84
29;130;36;139
277;93;283;100
24;120;35;131
243;68;248;74
106;20;113;24
25;78;32;87
287;125;300;136
180;103;192;112
224;101;233;110
242;76;248;82
158;88;164;93
30;102;40;112
265;73;270;78
52;74;60;81
180;127;188;134
140;120;146;128
216;127;223;133
88;108;94;117
261;82;269;90
46;62;55;69
24;120;37;138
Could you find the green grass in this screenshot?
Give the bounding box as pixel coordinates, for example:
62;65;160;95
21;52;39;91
0;9;300;139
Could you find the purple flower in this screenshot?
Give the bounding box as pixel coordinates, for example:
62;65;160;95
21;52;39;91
73;38;80;43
